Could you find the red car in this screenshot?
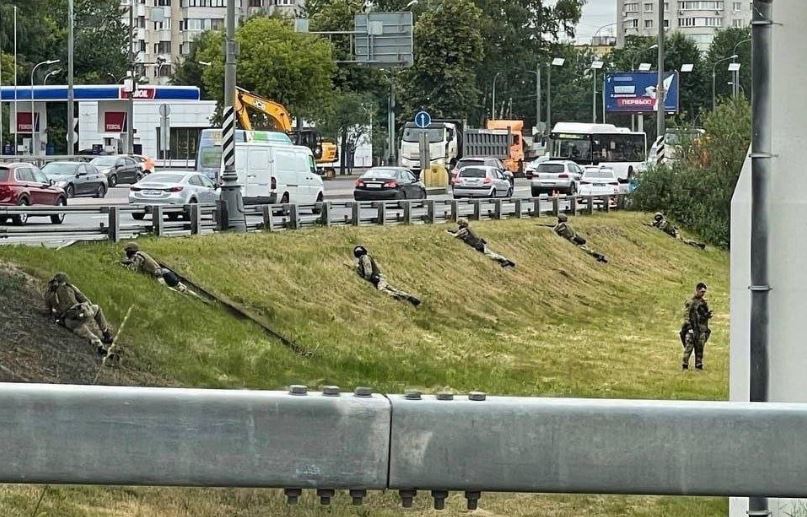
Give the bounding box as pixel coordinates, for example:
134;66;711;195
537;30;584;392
0;162;68;225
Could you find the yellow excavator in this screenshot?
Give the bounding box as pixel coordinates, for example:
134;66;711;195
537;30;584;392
235;87;338;177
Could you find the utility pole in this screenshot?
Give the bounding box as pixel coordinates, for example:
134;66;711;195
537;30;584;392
220;0;246;232
546;65;552;134
535;64;541;136
387;71;395;165
656;0;666;141
67;0;75;155
126;0;134;154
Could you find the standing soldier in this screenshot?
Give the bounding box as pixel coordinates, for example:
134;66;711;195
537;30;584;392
545;214;608;263
447;218;516;268
682;282;712;370
121;242;188;292
649;212;706;249
352;246;422;307
44;272;114;355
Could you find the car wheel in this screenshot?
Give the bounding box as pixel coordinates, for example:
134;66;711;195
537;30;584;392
136;172;144;182
108;175;118;188
184;198;198;220
132;212;146;221
312;193;324;215
570;183;578;195
531;187;540;197
506;187;514;198
65;184;75;198
12;198;29;226
280;193;290;215
420;188;427;200
50;197;67;225
94;183;107;198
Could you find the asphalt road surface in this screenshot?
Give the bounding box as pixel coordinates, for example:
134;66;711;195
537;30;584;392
0;177;569;245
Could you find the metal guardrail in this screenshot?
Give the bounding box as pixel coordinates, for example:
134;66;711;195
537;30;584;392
0;194;626;242
1;383;806;509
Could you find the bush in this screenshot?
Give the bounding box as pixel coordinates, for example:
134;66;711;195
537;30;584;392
631;97;752;247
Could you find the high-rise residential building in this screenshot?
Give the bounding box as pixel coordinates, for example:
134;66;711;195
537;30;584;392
122;0;306;85
616;1;751;51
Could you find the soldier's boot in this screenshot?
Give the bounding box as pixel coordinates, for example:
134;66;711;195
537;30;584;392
695;364;704;370
101;329;114;345
595;253;608;264
409;295;422;308
682;363;689;370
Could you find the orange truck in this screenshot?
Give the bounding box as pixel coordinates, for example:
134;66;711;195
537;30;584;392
462;119;526;174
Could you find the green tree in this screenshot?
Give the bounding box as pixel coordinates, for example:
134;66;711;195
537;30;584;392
706;27;751;108
317;90;375;173
172;30;218;99
197;17;336;123
397;0;485;122
631;96;751;246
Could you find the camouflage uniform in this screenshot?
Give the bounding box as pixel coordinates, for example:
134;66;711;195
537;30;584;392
44;273;113;351
354;247;421;307
651;213;706;249
682;295;712;370
122;242;188;292
552;215;608;263
448;219;516;268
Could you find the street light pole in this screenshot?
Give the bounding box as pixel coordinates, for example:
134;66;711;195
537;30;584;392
67;0;75;155
44;70;62;84
535;64;541;135
491;71;502;119
220;0;246;232
126;0;135;154
712;55;738;110
387;71;396;165
731;38;751;98
656;0;666;141
591;61;604;124
31;59;60;155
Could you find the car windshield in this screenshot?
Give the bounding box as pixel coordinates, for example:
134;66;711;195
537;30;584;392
402;126;445;143
90;156;117;167
363;169;398;179
141;174;185;184
42;163;79;176
584;169;616;179
460;167;487;178
536;163;565;174
457;159;484;168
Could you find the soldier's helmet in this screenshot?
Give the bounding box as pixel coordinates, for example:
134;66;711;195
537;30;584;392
457;218;469;228
124;242;139;253
557;213;568;223
654;212;664;221
353;246;368;258
52;272;69;284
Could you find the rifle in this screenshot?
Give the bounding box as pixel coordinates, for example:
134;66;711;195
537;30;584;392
537;224;557;228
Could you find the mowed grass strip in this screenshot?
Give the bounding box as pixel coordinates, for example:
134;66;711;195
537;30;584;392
0;211;729;516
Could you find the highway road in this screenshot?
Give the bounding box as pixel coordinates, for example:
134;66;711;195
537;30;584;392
0;177;574;245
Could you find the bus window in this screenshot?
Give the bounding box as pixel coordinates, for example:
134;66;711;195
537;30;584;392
592;134;646;163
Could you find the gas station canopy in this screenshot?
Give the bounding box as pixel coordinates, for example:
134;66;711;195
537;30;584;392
0;85;200;102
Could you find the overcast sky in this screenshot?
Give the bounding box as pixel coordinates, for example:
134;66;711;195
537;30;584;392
575;0;617;42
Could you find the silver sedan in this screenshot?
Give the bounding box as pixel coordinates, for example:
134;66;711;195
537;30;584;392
452;166;513;199
129;172;219;220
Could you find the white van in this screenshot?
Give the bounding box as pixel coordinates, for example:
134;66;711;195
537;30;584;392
234;142;324;205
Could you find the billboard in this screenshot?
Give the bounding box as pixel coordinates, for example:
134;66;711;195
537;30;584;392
604;71;679;113
104;112;127;132
354;12;414;67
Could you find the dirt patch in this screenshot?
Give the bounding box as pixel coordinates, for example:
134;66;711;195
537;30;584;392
0;265;165;386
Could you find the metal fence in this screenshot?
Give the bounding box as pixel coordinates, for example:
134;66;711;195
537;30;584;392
0;194;627;242
1;383;805;510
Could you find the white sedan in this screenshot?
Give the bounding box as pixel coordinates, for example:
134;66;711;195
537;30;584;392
578;167;620;199
129;172;219;220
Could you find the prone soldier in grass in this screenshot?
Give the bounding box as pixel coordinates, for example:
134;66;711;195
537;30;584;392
446;218;516;268
351;245;422;307
121;241;190;293
44;272;114;355
542;213;608;263
649;212;706;249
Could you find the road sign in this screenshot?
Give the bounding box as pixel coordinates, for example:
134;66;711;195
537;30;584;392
414;111;431;129
354;12;414;67
604;71;680;114
159;104;171;117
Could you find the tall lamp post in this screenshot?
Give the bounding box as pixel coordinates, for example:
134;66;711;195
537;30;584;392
525;67;542;137
220;0;246;231
67;0;75;155
31;59;60;155
680;63;694;121
44;69;62;85
491;71;502;119
656;0;666;142
712;54;738;110
591;60;604;123
731;38;751;98
546;57;565;134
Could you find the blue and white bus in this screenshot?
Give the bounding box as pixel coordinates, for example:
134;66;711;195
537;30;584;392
549;122;647;179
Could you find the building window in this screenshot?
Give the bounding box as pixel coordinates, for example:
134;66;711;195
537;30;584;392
624;19;639;29
624;2;639;12
155;0;171;5
645;19;654;28
664;2;670;9
679;1;724;9
644;2;653;11
732;18;745;27
678;16;722;26
664;19;670;27
156;41;171;54
156;127;203;162
732;1;742;9
679;17;695;26
275;0;295;5
249;0;263;6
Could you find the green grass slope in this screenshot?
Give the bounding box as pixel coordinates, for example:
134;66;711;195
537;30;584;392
0;212;729;516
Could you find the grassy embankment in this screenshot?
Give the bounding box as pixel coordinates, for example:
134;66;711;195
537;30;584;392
0;212;729;516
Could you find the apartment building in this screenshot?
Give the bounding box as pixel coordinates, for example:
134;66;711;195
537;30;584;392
616;1;751;50
124;0;305;84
